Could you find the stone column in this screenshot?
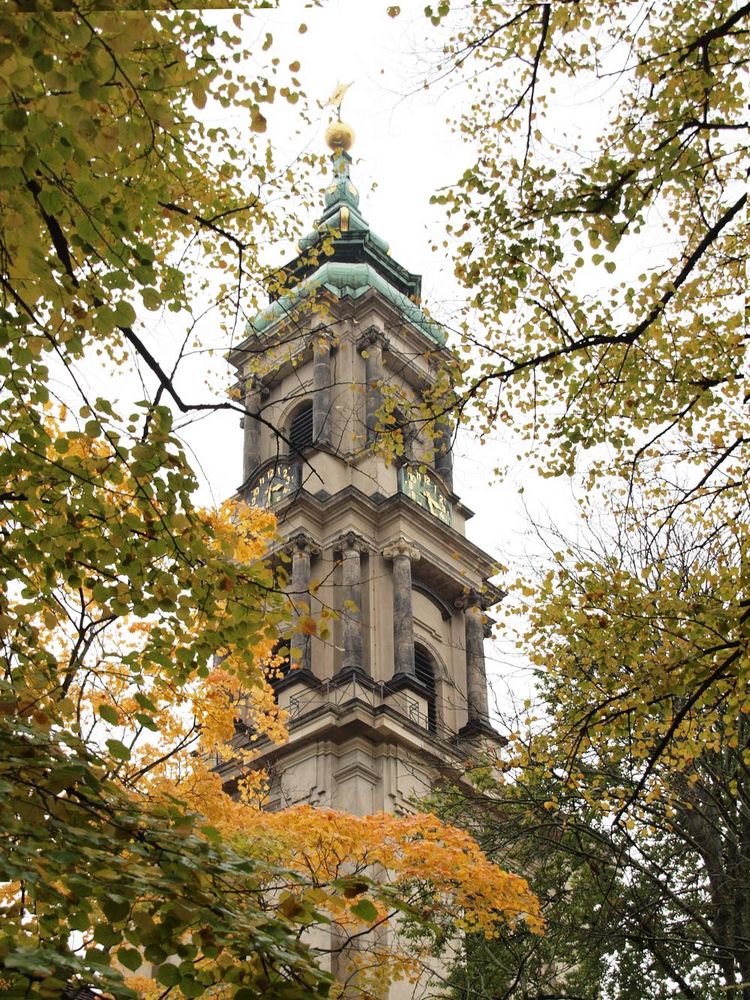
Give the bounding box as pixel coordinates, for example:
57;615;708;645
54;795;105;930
312;330;332;447
382;538;421;679
336;532;366;674
241;375;262;482
289;533;319;673
434;417;454;491
464;592;490;723
358;327;389;444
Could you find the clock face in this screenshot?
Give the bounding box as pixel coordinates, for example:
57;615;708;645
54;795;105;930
399;466;452;525
248;463;300;507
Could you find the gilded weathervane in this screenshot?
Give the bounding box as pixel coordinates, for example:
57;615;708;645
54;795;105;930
324;80;355;152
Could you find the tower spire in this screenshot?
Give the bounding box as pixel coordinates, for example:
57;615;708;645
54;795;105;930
322;117;360;213
320;81;358;214
298;112;371;248
249;110;447;345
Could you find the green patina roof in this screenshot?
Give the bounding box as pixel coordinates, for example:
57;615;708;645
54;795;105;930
245;147;446;347
247;261;447;346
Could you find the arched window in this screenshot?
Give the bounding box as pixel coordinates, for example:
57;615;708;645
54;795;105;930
265;639;291;700
236;641;290;734
414;643;437;735
289;401;314;453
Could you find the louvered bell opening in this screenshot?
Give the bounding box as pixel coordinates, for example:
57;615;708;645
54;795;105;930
414;644;437;735
290;402;314;453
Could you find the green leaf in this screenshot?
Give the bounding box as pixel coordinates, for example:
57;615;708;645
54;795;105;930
140;286;162;311
135;711;158;732
33;52;54;73
251;108;267;133
3;107;28;131
113;300;136;327
102;897;130;922
106;739;130;760
181;977;204;998
350;899;378;923
117;947;142;972
156;963;181;987
98;704;119;725
134;691;158;712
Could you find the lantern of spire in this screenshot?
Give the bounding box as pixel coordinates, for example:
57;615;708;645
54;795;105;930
298;117;390;256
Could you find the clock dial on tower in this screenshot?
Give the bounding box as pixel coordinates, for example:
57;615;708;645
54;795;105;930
398;466;452;525
247;462;300;507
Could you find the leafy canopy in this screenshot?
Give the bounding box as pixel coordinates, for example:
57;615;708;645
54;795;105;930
430;0;746;487
0;5;540;999
433;511;749;1000
409;3;748;996
420;0;749;781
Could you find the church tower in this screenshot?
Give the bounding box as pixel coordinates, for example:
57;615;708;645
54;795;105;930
223;121;500;819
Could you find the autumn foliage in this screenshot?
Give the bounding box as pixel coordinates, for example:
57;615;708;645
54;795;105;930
416;1;748;995
0;6;539;999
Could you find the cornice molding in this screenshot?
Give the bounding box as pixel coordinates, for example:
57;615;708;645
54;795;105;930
332;760;379;787
218;697;466;783
250;486;502;601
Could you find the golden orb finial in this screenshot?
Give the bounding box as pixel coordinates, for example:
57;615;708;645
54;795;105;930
325;119;355;152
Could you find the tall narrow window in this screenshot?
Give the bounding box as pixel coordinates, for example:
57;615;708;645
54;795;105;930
289;401;314;453
266;639;291;699
391;407;418;461
236;640;290;735
414;643;437;735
